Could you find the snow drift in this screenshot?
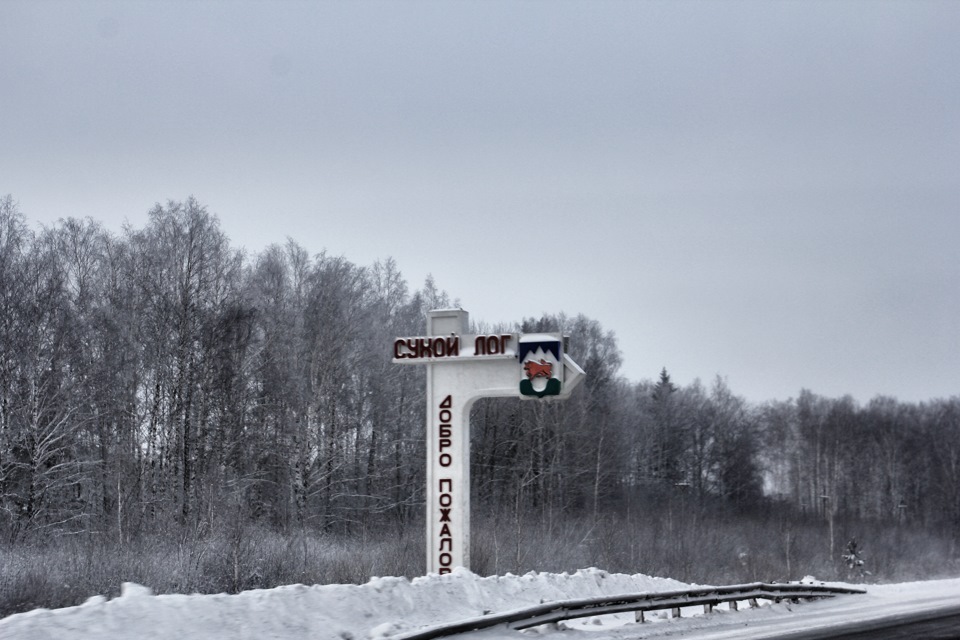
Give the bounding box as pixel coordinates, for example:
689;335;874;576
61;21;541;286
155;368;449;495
0;568;688;640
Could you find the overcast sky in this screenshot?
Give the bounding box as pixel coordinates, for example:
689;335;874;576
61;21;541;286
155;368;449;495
2;1;958;404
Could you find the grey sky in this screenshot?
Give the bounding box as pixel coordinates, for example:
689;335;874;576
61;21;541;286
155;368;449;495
2;0;958;403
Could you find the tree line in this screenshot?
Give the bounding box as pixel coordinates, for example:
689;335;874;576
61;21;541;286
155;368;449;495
1;194;958;556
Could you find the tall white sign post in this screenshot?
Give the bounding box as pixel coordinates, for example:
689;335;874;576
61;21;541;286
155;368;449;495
393;308;585;574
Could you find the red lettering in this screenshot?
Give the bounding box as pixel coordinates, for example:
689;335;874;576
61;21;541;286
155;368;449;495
439;425;452;438
440;523;452;537
440;395;452;409
439;507;451;522
471;334;515;356
439;568;451;575
394;336;465;360
439;438;452;451
439;453;452;467
440;538;453;552
439;409;451;423
418;338;433;358
439;494;452;507
439;552;453;566
439;478;452;492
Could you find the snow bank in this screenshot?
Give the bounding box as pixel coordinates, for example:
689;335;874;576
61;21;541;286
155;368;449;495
0;568;689;640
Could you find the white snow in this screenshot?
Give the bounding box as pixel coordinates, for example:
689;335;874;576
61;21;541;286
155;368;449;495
2;569;959;640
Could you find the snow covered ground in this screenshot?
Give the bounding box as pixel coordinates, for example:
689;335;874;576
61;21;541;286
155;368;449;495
2;569;959;640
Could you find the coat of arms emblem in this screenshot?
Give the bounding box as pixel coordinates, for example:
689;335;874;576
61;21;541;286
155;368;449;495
518;334;563;398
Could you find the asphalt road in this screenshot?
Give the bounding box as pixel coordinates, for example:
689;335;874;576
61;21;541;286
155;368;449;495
463;581;960;640
608;590;960;640
775;605;960;640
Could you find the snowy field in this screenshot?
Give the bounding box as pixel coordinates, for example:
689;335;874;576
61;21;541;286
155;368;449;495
2;568;959;640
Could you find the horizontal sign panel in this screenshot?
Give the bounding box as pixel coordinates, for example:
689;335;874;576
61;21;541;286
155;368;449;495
392;333;518;363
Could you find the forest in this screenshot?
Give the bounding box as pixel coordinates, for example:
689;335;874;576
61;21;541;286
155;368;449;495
1;195;959;615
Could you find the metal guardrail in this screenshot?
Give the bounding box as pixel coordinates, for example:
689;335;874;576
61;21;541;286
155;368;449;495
393;582;867;640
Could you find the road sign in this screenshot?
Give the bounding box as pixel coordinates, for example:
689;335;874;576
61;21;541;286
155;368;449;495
394;309;585;574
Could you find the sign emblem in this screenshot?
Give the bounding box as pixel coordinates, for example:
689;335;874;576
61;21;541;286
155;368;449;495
519;334;563;398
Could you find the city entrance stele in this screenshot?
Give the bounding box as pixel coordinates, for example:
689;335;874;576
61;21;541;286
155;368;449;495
393;309;585;574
